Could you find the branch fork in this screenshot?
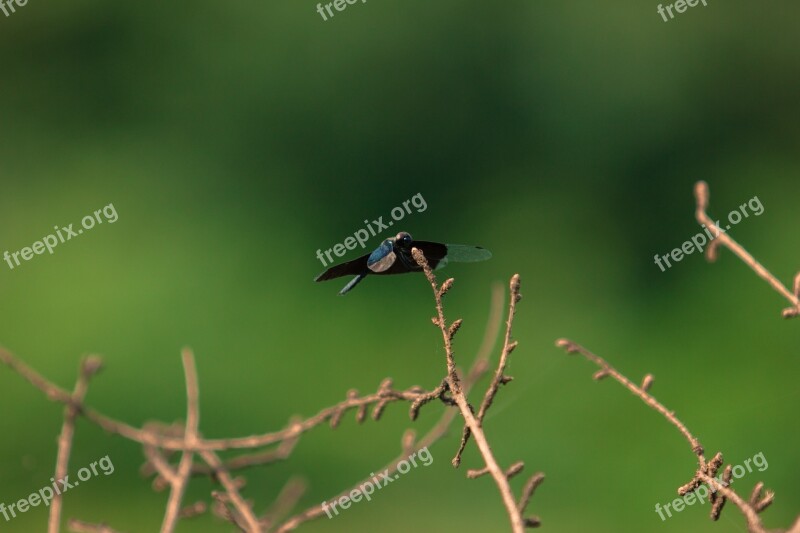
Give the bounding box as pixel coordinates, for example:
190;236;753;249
412;247;543;532
557;339;797;533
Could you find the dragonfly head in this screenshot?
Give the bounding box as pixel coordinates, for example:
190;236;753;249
394;231;413;249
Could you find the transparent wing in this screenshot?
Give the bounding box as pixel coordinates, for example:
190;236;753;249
443;244;492;263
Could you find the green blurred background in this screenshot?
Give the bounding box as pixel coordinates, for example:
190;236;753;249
1;1;798;531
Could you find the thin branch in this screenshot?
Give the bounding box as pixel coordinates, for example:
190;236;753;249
555;339;704;465
275;283;507;532
454;275;521;466
0;340;472;533
143;441;178;489
4;277;536;533
413;247;531;533
261;477;307;529
694;181;800;318
211;491;246;531
557;338;799;533
49;356;103;533
187;418;301;477
518;472;545;514
517;472;545;528
200;449;262;532
477;275;521;421
179;501;207;519
67;519;124;533
0;346;445;452
160;349;201;533
467;461;525;480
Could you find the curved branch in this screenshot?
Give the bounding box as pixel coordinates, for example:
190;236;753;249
557;338;798;533
694;181;800;318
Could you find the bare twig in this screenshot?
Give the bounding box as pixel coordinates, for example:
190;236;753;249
454;275;521;467
413;247;536;533
557;338;799;533
211;491;245;531
555;339;704;464
694;181;800;318
275;283;507;532
477;275;521;422
0;346;446;452
261;477;307;528
160;349;201;533
467;461;525;480
0;338;473;533
188;418;301;477
517;472;545;528
67;519;123;533
3;272;540;533
179;501;207;519
200;450;262;532
49;356;103;533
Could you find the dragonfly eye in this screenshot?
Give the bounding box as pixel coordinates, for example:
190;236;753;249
396;232;412;247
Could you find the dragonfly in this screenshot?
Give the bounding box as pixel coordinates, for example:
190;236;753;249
315;231;491;295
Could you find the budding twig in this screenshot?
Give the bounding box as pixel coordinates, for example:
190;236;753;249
413;247;539;533
557;338;797;533
2;262;544;532
50;356;103;533
160;349;201;533
694;181;800;318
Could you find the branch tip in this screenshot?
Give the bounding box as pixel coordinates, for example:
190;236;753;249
448;318;463;339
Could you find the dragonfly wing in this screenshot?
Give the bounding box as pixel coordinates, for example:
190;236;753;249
409;241;449;268
412;241;490;269
442;244;492;262
314;253;369;282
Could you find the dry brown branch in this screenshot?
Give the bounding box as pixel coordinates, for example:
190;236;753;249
467;461;525;480
694;181;800;318
160;349;201;533
413;247;541;533
453;274;521;467
67;519;124;533
49;356;103;533
1;272;533;532
0;346;446;532
211;490;245;531
200;449;262;531
518;473;545;512
142;439;178;491
0;346;447;453
178;501;207;519
185;418;301;479
141;416;300;489
557;338;799;533
274;283;507;532
261;477;307;529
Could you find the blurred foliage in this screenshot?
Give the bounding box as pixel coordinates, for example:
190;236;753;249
1;1;798;531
